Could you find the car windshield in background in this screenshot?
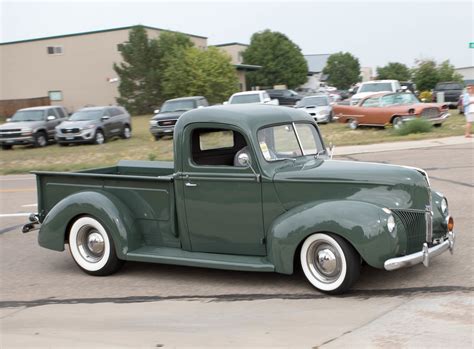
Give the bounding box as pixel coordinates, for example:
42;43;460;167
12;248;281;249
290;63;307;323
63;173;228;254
380;93;419;106
436;83;463;90
69;110;103;121
230;94;260;104
10;110;45;122
161;100;196;113
257;123;323;161
359;83;393;93
301;96;329;107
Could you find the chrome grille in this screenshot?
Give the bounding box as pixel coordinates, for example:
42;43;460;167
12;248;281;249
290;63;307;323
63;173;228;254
0;129;21;133
0;133;21;138
421;108;440;119
158;120;177;127
61;128;80;134
392;209;427;254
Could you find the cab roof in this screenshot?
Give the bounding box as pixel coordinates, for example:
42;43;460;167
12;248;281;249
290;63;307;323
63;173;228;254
175;104;314;134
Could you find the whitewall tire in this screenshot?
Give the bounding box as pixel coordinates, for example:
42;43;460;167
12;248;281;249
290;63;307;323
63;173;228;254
68;216;123;276
300;233;360;294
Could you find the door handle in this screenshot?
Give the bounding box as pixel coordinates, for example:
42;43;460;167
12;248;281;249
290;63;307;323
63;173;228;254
185;182;197;187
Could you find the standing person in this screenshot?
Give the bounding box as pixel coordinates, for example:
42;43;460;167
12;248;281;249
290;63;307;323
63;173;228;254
463;85;474;138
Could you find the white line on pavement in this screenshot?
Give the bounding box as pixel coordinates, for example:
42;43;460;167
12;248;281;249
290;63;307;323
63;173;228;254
0;176;35;181
21;204;37;207
0;213;31;217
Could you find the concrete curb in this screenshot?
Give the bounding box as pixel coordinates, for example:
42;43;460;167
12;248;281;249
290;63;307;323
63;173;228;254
335;136;473;156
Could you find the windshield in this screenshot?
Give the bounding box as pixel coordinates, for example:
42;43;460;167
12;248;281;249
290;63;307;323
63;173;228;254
230;94;260;104
161;100;196;113
380;93;420;106
10;110;45;122
257;123;324;161
69;110;103;121
300;96;329;107
359;83;393;93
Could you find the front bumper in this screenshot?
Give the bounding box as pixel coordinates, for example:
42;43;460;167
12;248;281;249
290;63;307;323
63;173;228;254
56;129;95;143
0;136;35;145
384;231;455;271
150;126;175;136
402;112;450;125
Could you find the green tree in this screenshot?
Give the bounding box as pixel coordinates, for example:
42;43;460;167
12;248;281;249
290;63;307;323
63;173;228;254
412;59;439;91
163;47;239;104
113;26;161;115
322;52;360;89
437;60;463;82
376;62;411;81
242;30;308;89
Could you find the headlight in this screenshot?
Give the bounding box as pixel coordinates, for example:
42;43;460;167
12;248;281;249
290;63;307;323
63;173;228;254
21;128;33;136
387;215;396;233
441;198;448;215
85;124;95;129
149;120;157;126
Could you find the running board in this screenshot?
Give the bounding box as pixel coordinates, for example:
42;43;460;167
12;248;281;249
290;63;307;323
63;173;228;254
127;246;275;272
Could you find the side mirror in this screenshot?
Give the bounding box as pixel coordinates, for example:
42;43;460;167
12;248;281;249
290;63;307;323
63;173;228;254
101;115;110;121
223;101;229;105
47;115;56;121
237;152;250;167
154;109;160;114
6;118;11;122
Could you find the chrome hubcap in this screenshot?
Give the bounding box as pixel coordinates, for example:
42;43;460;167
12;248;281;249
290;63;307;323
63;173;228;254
96;133;104;144
307;242;342;283
124;128;131;138
38;136;46;146
77;226;105;262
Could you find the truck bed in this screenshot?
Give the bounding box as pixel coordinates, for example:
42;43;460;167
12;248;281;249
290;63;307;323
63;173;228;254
34;160;180;249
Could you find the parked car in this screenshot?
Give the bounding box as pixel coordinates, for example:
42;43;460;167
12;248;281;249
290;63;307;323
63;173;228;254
334;92;449;129
266;89;303;106
0;106;68;150
24;104;455;294
296;94;334;123
432;82;464;108
350;80;401;105
55;106;131;145
227;91;279;105
400;81;418;96
150;96;208;140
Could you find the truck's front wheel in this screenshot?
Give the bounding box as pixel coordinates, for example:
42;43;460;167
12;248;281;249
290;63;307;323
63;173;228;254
68;216;123;276
300;233;360;294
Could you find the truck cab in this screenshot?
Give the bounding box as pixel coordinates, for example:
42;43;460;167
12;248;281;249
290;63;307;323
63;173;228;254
26;104;455;294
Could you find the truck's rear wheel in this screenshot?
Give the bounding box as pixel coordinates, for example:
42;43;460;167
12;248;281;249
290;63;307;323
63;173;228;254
300;233;360;294
68;216;123;276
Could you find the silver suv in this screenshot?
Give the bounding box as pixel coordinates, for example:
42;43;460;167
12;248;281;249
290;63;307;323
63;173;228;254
0;106;68;150
55;106;131;145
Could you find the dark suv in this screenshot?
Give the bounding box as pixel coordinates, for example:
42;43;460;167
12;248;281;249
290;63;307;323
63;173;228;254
432;82;464;107
0;106;68;150
266;89;303;106
150;96;208;140
55;106;131;145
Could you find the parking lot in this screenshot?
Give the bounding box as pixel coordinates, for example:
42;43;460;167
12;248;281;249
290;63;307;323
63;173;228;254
1;142;472;348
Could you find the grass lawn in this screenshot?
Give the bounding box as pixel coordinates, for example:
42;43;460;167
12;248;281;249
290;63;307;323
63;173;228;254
0;110;468;175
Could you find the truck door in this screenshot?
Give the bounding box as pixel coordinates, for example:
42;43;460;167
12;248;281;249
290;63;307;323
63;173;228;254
180;125;266;256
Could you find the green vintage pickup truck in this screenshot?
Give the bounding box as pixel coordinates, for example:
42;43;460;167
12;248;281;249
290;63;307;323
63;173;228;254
24;104;455;294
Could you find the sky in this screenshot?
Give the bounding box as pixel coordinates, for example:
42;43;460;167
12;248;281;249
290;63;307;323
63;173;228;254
1;0;473;71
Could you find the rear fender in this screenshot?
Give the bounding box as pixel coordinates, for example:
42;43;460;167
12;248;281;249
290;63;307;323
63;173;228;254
266;200;398;274
38;190;138;259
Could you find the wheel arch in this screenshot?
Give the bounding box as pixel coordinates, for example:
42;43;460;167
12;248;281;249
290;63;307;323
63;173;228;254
38;190;139;259
266;200;399;274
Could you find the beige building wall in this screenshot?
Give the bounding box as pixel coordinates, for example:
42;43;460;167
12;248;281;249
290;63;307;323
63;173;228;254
216;43;247;64
0;27;207;112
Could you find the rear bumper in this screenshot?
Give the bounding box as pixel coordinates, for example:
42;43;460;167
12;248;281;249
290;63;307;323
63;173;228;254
384;231;455;271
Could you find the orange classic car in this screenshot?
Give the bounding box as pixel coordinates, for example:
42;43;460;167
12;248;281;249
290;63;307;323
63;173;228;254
334;92;449;129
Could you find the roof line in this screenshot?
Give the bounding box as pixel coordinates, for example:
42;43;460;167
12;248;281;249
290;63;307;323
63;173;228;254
0;25;207;46
212;42;249;47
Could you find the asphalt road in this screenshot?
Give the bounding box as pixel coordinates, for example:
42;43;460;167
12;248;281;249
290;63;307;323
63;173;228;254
0;143;473;348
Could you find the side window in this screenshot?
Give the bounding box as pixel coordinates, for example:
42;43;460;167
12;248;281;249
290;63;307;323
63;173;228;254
191;128;248;167
110;108;122;116
47;108;59;119
199;99;209;107
103;109;111;117
55;108;66;119
362;97;380;107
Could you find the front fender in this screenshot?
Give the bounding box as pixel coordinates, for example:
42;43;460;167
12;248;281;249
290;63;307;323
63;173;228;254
38;190;138;259
266;200;398;274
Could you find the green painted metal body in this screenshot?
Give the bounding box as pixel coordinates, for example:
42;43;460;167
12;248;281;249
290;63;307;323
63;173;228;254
35;104;450;274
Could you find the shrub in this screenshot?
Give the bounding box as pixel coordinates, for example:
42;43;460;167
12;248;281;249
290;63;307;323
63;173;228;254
395;118;433;136
419;90;432;102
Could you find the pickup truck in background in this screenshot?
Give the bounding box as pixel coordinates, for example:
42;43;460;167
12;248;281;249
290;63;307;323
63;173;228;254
149;96;208;140
24;104;455;294
432;82;464;107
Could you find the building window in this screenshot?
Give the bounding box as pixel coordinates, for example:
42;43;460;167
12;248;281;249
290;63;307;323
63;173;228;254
238;51;244;63
48;91;63;101
47;46;63;55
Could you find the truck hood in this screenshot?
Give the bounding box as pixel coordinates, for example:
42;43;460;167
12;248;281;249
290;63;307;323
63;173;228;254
273;159;430;211
152;111;186;121
0;121;44;130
